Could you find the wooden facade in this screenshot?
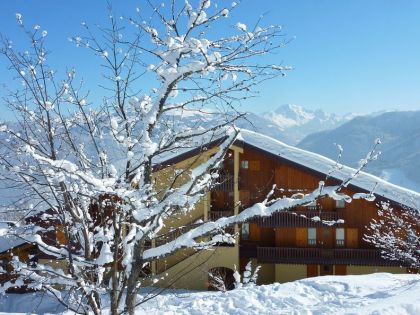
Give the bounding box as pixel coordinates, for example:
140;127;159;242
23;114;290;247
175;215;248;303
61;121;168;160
221;143;416;281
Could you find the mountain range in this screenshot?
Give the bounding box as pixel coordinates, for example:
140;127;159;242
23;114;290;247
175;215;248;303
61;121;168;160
297;110;420;192
237;104;354;144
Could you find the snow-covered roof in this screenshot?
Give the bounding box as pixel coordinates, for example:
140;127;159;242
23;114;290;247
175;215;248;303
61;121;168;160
0;223;27;253
156;128;420;210
237;129;420;210
0;235;27;254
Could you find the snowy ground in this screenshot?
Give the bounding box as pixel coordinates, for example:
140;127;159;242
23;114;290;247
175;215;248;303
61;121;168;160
1;273;420;314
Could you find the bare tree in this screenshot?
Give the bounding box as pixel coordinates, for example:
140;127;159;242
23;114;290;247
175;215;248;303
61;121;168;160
365;202;420;269
0;1;377;314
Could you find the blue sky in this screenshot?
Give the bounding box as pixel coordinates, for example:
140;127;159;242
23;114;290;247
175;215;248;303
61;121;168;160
1;0;420;117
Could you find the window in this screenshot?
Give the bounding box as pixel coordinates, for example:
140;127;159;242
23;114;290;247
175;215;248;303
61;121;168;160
336;228;345;247
240;160;249;169
308;228;316;246
335;199;346;209
241;223;250;240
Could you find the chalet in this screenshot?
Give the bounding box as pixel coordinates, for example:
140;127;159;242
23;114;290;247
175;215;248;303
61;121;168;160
1;129;419;292
150;129;420;289
0;214;68;292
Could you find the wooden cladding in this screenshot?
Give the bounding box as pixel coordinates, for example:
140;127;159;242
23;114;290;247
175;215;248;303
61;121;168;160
335;265;347;275
257;247;406;267
249;160;261;171
307;264;318;278
319;228;334;248
275;227;295;247
238;171;274;199
239;190;251;208
346;228;359;248
274;165;320;192
296;228;308;247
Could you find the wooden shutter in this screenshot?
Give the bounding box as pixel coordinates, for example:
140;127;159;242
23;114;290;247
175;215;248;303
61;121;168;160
296;228;308;247
249;160;261;171
346;228;358;248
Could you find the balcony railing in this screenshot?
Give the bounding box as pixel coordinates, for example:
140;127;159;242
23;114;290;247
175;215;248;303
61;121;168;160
336;240;345;247
209;210;234;221
240;243;257;258
151;212;236;249
211;173;234;192
256;247;408;267
308;239;317;246
208;210;235;237
154;218;204;247
253;211;344;228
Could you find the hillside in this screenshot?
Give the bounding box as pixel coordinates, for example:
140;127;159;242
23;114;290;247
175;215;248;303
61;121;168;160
298;111;420;192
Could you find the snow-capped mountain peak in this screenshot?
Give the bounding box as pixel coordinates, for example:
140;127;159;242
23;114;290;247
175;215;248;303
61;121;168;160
262;104;349;131
258;104;353;143
264;104;315;129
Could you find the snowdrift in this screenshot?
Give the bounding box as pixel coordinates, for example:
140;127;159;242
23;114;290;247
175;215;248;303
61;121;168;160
0;273;419;314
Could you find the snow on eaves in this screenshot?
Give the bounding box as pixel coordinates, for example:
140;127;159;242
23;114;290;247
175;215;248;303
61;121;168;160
0;223;27;253
237;129;420;211
0;235;26;253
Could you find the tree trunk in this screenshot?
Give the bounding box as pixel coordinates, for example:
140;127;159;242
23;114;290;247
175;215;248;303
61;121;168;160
110;291;118;315
125;244;144;315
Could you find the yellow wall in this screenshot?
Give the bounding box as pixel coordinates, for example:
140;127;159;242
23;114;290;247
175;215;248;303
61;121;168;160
150;246;239;290
156;248;197;273
347;265;407;275
151;145;243;288
256;262;275;285
38;258;68;270
271;264;408;284
275;264;307;283
152;148;218;235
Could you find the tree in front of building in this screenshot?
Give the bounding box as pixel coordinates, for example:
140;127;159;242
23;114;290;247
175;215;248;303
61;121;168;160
0;1;378;314
365;202;420;269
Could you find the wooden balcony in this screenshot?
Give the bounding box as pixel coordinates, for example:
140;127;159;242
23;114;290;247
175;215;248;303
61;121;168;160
240;243;257;258
153;212;236;248
256;247;408;267
154;220;203;247
211;173;234;192
253;211;344;228
208;210;235;237
209;210;234;221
